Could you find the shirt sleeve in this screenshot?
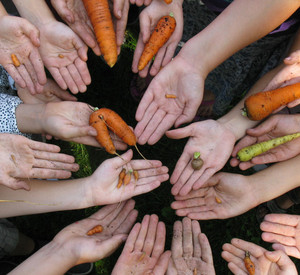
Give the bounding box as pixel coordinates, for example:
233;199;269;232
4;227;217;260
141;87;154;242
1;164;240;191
0;93;31;138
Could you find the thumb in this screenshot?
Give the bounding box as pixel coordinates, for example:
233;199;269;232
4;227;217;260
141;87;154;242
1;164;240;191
94;234;127;259
139;14;151;44
152;251;171;274
20;20;40;47
264;250;293;270
246;117;277;137
0;174;30;191
166;124;194;140
51;0;75;24
113;149;133;168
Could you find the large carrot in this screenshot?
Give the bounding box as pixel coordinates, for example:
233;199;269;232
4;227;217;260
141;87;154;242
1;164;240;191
237;132;300;162
82;0;118;68
242;82;300;121
138;13;176;71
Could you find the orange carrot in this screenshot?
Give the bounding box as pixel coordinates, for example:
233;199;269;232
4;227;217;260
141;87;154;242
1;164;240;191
117;168;126;188
123;170;132;185
82;0;118;67
11;54;21;67
164;0;172;4
138;14;176;71
165;94;177;98
242;82;300;121
58;54;64;58
193;268;197;275
244;251;255;275
215;196;222;204
133;170;139;181
86;224;103;235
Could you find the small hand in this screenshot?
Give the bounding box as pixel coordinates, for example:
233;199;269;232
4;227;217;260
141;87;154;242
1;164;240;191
112;214;170;275
0;133;78;190
132;0;183;77
38;20;91;94
0;15;46;94
135;55;205;145
171;172;258;220
50;0;101;55
166;120;236;196
166;217;215;275
17;78;77;104
221;238;298;274
261;213;300;259
87;149;169;205
230;114;300;170
53;199;138;265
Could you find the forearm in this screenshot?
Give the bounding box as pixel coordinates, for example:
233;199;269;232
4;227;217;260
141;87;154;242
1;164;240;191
9;241;74;275
12;0;56;26
179;0;299;75
217;62;286;140
0;177;89;218
250;154;300;204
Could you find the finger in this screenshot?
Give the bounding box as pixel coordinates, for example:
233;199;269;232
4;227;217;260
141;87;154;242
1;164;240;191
108;199;136;232
174;100;200;128
72;38;88;61
67;63;87;93
132;33;145;73
29;140;61;152
135;214;151;251
0;174;30;191
89;201;126;220
113;0;125;18
48;67;68;90
171;160;193;196
129;159;162;170
199;233;214;264
142;214;160;255
50;0;75;23
264;250;295;267
151;221;166;259
171;220;183;257
32;151;75;163
161;43;177;67
192;220;201;258
123;222;141;253
166;124;194;140
111;149;133;169
17;65;36;94
166;258;177;275
114;209;138;235
150;48;166;75
3;64;26;88
261;232;296;247
59;66;78;94
132;167;169;182
187;210;219;220
74;58;91;86
152;251;171;274
139;13;151;44
147;113;177;145
132;178;165;196
28;168;72;179
260;220;296;237
135;89;154;122
263;213;300;227
272;243;300;259
170;152;191;184
28;49;47;85
230;238;265;258
192;168;217;191
182;217;193;257
32;159;79;171
23;55;44;92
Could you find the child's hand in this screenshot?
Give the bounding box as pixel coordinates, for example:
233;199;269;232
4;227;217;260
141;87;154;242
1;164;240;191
86;149;169;206
132;0;183;77
112;214;170;275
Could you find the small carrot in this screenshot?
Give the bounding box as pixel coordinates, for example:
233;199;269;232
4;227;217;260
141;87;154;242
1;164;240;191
86;224;103;236
138;251;146;262
138;13;176;71
133;170;139;181
58;54;64;58
117;168;126;188
82;0;117;67
193;268;197;275
123;170;132;185
244;251;255;275
237;132;300;162
165;94;177;98
215;196;222;204
11;54;21;67
242;82;300;121
164;0;172;4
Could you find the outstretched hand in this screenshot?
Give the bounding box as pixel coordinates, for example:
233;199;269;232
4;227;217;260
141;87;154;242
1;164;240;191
86;149;169;206
166;120;236;196
261;213;300;259
112;214;170;275
134;55;205;145
132;0;183;77
38;20;91;94
171;172;258;220
0;133;78;190
230;114;300;170
167;217;215;275
0;15;46;94
222;238;298;274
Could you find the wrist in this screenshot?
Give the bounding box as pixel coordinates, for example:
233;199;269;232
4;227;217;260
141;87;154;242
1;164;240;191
82;175;101;208
15;103;45;134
